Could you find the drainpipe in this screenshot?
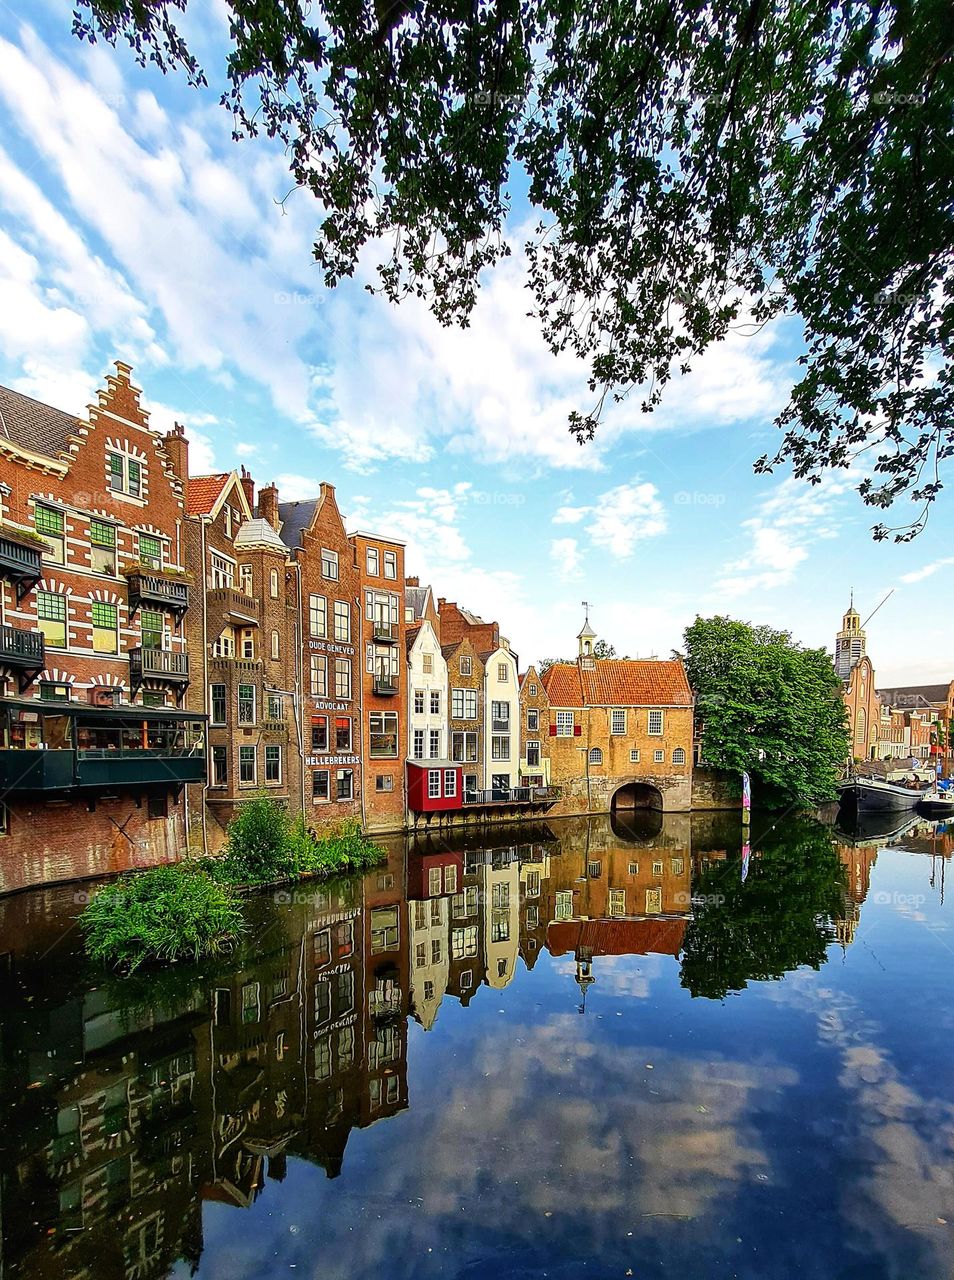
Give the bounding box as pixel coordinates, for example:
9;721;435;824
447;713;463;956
294;557;305;820
358;591;366;831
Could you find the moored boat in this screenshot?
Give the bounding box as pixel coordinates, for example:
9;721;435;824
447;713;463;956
917;787;954;820
838;775;931;812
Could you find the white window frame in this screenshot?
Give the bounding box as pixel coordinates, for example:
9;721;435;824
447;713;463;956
648;709;664;735
611;708;627;735
556;710;574;737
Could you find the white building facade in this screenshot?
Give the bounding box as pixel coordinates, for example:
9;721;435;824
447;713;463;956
482;642;521;793
407;619;448;762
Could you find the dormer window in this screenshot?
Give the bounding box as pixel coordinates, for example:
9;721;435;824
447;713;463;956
107;450;142;498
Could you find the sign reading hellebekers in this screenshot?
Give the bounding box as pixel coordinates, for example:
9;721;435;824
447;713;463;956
305;754;360;767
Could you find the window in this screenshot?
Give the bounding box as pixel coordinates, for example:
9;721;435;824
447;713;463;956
35;505;65;562
310;654;327;697
270;567;280;597
334;658;351;700
371;905;399;952
445;864;458;893
321;548;338;580
460;655;473;676
270;630;280;660
654;749;665;763
671;857;684;875
630;749;640;763
312;769;330;802
524;869;541;898
140;608;163;650
240;629;255;659
498;662;507;682
429;729;441;758
366;547;379;575
39;681;71;701
413;728;425;759
587;860;602;878
423;980;435;1001
648;709;664;735
422;653;433;675
451;731;478;762
629;861;639;875
210;553;233;588
333;601;350;642
428;770;441;799
89;519;116;574
451;688;478;719
430;690;440;715
239;564;253;595
265;745;281;783
555;890;574;921
652;860;664;877
646;887;662;914
444;769;457;797
312;716;328;751
309;594;327;638
91;601;118;654
527;905;539;928
492;700;510;728
375;774;393;792
611;709;627;735
333;716;350;752
369;712;398;757
337;769;354;800
0;801;8;836
414;689;425;715
556;710;574;736
609;888;626;917
589;747;603;765
452;926;478;960
416;940;426;967
107;450;142;498
238;684;256;724
526;740;540;767
491;736;510;760
383;550;397;579
673;747;686;765
239;745;256;784
139;534;162;569
527;708;539;732
210;683;227;725
211;745;227;786
35;590;66;648
267;693;283;722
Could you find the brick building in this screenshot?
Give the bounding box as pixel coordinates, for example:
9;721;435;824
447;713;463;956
276;484;362;825
172;456;299;850
843;655;879;761
444;637;484;795
0;364;206;893
519;665;550;788
352;530;407;830
541;615;694;814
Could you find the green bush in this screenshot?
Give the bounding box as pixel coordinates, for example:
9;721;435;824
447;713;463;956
285;815;384;878
81;862;244;972
217;793;292;884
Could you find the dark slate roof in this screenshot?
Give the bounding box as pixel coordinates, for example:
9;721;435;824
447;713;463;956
405;585;430;619
877;683;950;708
0;383;81;460
277;500;318;550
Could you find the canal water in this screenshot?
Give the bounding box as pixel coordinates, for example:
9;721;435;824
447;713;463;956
1;810;953;1280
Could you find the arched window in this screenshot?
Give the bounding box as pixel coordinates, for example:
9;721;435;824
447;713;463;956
672;747;686;765
270;568;279;598
271;630;280;660
589;747;603;765
855;708;866;745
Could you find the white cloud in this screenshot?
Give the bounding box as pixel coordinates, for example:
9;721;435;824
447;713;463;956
551;537;583;580
550;480;667;559
900;556;954;585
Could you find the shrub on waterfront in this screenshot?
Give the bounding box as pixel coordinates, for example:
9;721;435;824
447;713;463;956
207;796;384;886
81;863;244;972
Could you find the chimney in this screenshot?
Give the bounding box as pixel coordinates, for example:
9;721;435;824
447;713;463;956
163;423;189;509
406;575;419;588
259;483;280;531
239;465;255;513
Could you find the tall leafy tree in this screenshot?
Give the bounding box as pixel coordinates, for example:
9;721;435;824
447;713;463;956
681;615;850;806
71;0;954;537
680;817;847;1000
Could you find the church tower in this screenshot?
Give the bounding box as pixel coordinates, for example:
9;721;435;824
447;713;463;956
577;606;597;671
834;596;866;681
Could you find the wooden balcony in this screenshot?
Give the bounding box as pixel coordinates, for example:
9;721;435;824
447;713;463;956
125;570;189;619
0;530;43;602
129;647;190;703
0;624;44;692
207;588;259;626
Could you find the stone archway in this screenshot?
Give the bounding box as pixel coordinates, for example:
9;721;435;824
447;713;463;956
611;781;665;812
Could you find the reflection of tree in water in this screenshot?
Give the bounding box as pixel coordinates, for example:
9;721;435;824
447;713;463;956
680;817;847;1001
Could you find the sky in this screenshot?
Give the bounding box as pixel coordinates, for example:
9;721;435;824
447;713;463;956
0;3;951;685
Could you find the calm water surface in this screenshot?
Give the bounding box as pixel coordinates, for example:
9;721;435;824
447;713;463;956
1;810;953;1280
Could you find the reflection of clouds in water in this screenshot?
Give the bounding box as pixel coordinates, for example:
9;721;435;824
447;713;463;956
766;969;954;1272
549;950;665;999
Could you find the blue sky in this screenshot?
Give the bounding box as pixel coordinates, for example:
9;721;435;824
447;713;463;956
0;2;951;684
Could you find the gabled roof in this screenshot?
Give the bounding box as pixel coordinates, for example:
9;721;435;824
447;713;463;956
234;517;288;555
541;659;692;707
277;499;318;550
0;383;81;462
187;472;230;516
405;584;432;620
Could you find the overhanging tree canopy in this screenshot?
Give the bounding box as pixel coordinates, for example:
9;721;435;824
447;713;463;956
74;0;954;537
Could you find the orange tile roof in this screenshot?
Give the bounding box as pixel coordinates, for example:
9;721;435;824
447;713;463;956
541;659;692;707
547;917;686;959
187;472;230;516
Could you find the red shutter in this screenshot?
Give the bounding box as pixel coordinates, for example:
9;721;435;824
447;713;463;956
549;723;558;736
573;724;582;737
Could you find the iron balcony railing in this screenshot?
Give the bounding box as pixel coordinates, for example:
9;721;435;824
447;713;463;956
373;675;398;695
129;647;190;683
491;719;511;733
0;623;44;668
462;785;561;806
373;621;397;642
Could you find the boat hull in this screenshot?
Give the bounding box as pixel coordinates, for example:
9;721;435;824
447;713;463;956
840;780;927;812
